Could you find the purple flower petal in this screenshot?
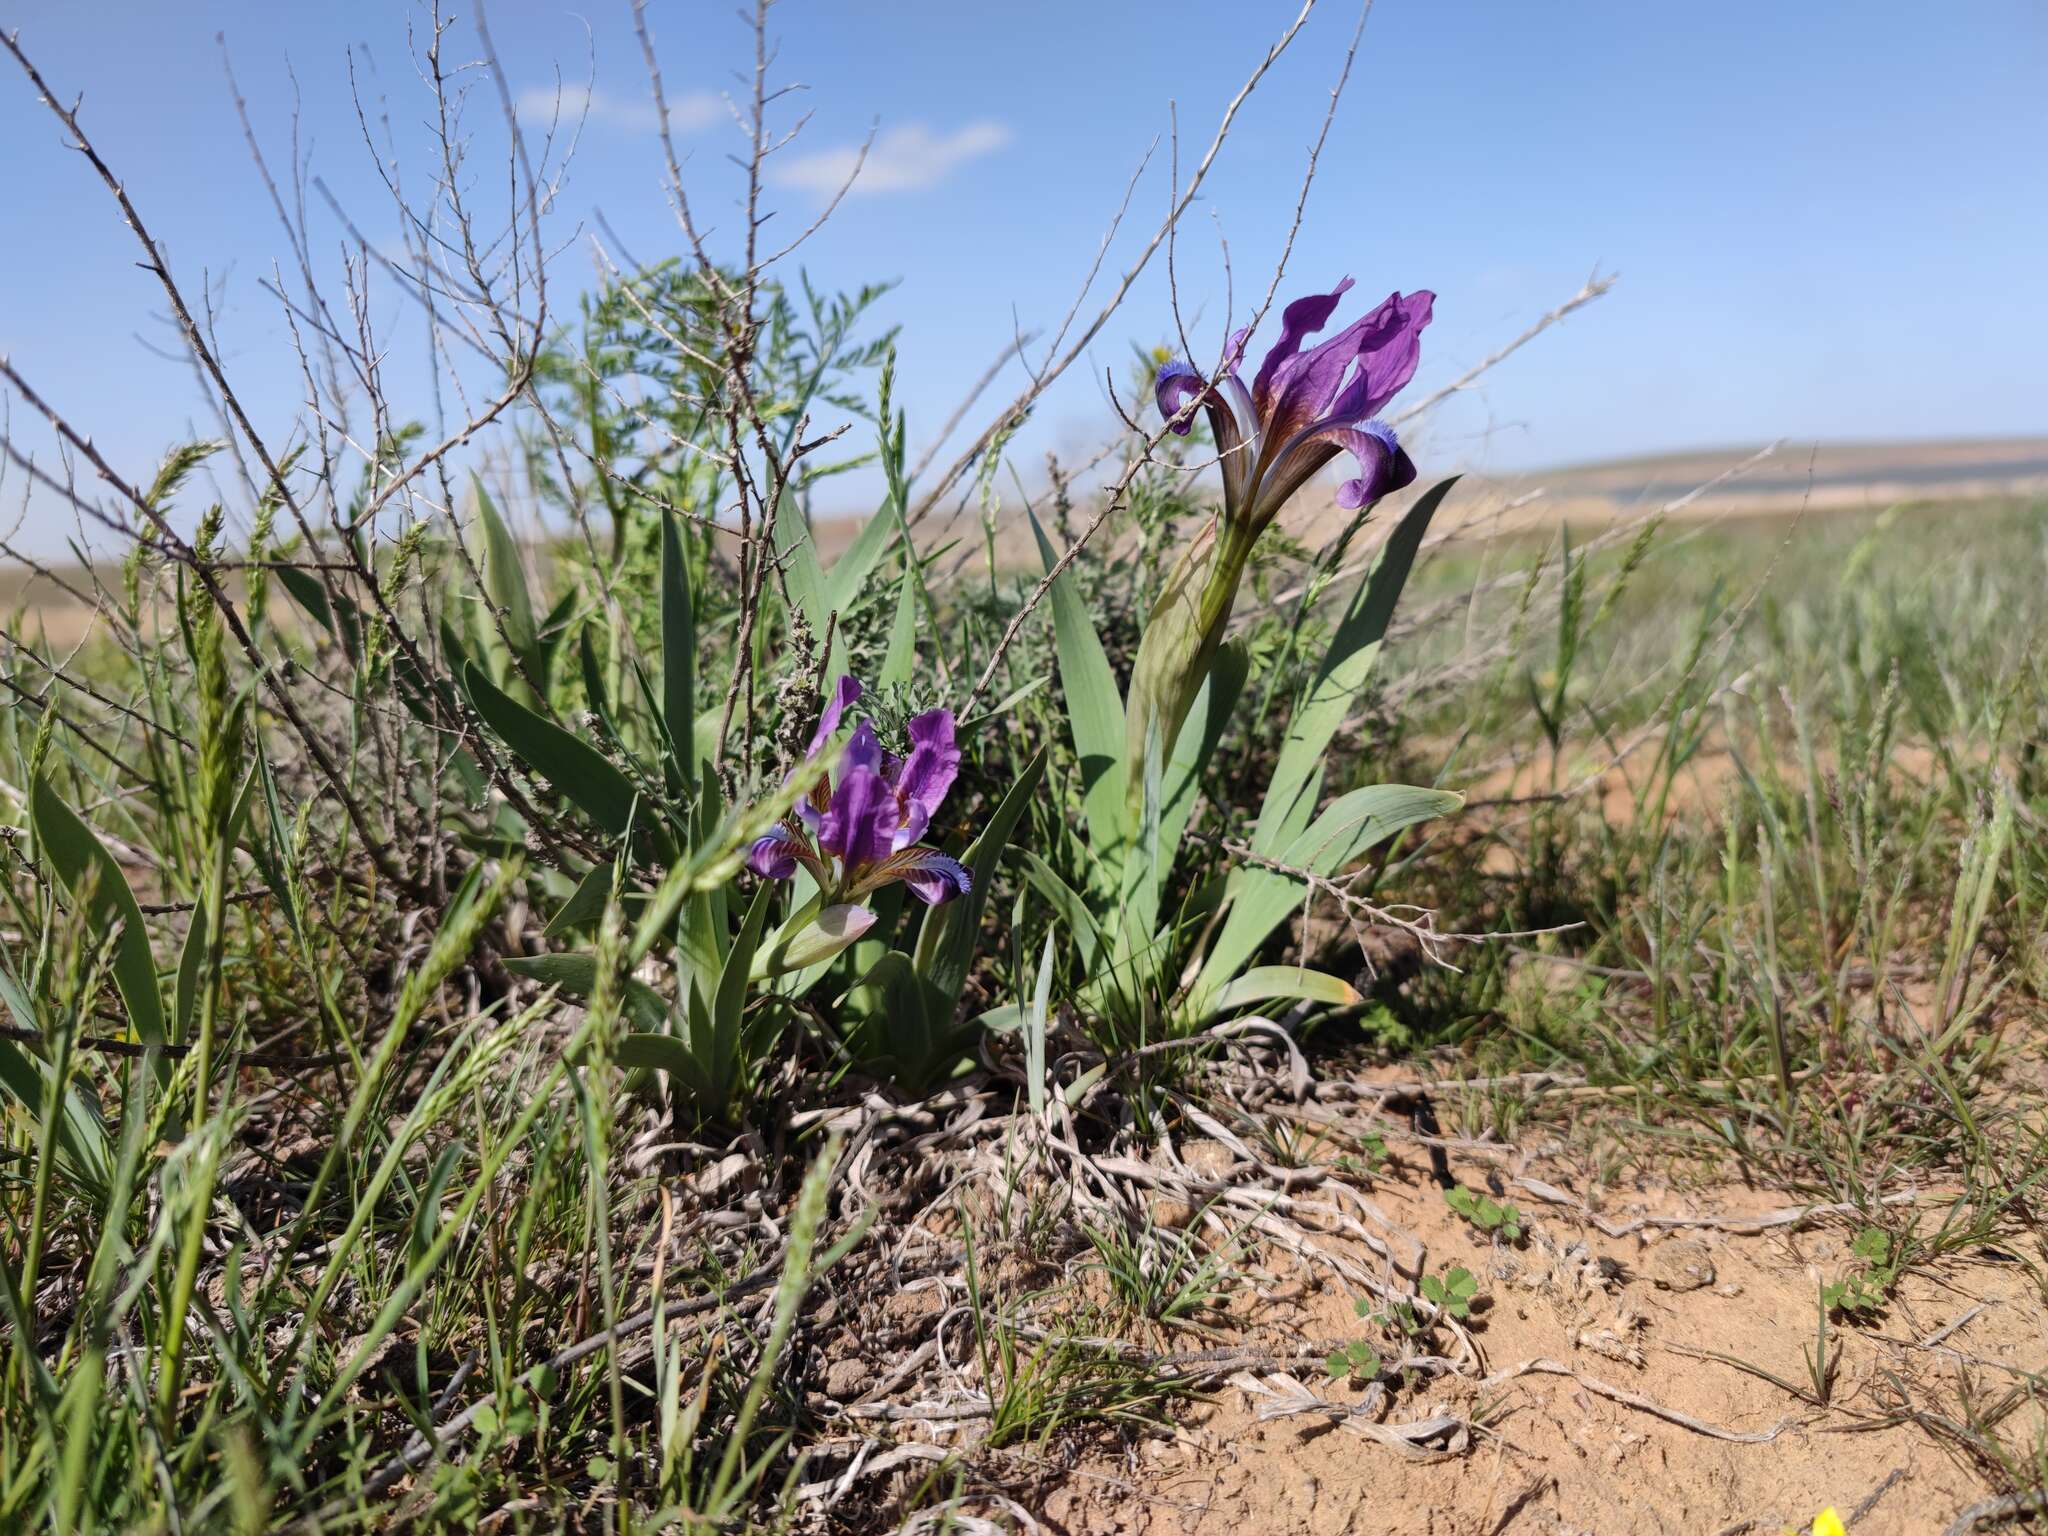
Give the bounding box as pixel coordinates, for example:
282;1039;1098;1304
818;765;896;869
1251;418;1417;526
1258;289;1432;453
846;844;975;904
1157;357;1260;515
890;709;960;828
805;674;862;759
1221;325;1252;373
747;826;799;880
842;719;884;779
795;673;865;831
892;800;931;853
1241;291;1433;529
1154;358;1204;436
1329;421;1417;510
894;849;974;906
1323;289;1433;425
1250;278;1355;421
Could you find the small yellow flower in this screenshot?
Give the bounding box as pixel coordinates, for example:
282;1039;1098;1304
1812;1509;1847;1536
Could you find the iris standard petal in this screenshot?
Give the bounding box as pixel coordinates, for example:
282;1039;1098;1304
1250;278;1354;418
1261;313;1387;443
1257;288;1431;441
893;709;961;821
842;719;885;779
1342;289;1432;421
891;800;931;853
818;765;897;868
1213;371;1261;516
1259;288;1431;452
805;674;863;758
1159;355;1261;517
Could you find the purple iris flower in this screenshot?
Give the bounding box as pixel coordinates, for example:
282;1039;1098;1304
745;675;971;907
1154;278;1430;532
1123;281;1433;783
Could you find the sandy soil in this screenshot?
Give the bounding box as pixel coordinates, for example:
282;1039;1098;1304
1034;1136;2045;1536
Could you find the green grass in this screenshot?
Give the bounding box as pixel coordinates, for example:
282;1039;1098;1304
6;459;2046;1531
3;252;2045;1536
5;3;2043;1526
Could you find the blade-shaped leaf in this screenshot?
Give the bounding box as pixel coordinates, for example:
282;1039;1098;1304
710;883;776;1109
847;949;934;1079
1281;785;1465;876
576;625;627;753
1159;639;1248;871
913;748;1047;1010
30;776;165;1045
1026;507;1127;876
1016;850;1103;970
0;970;109;1186
474;475;540;678
461;661;637;838
616;1032;697;1078
1194;783;1461;1014
877;561;920;690
660;510;697;779
1109;716;1167;978
774;488;831;635
1252;478;1456;856
1026;927;1056;1116
823;508;900;629
1206;965;1361;1015
174;899;207;1043
535;586;582;679
274;565;362;661
543;863;641;939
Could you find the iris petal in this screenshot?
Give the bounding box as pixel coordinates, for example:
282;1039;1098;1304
747;826;799;880
1330;422;1416;510
1154;358;1204;435
892;709;960;823
805;674;862;759
1258;289;1433;458
818;765;896;868
1250;278;1355;420
893;849;974;906
842;719;884;779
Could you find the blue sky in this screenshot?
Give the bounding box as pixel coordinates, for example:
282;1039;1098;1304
2;0;2044;549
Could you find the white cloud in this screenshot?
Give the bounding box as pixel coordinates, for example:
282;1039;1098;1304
770;120;1012;197
514;84;723;136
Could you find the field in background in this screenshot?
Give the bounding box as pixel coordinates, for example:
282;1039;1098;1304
805;433;2048;572
11;435;2044;650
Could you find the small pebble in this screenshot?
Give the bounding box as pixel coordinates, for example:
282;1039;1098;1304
1645;1237;1716;1292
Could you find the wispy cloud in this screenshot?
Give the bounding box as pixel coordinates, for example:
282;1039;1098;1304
514;84;723;136
770;120;1012;197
